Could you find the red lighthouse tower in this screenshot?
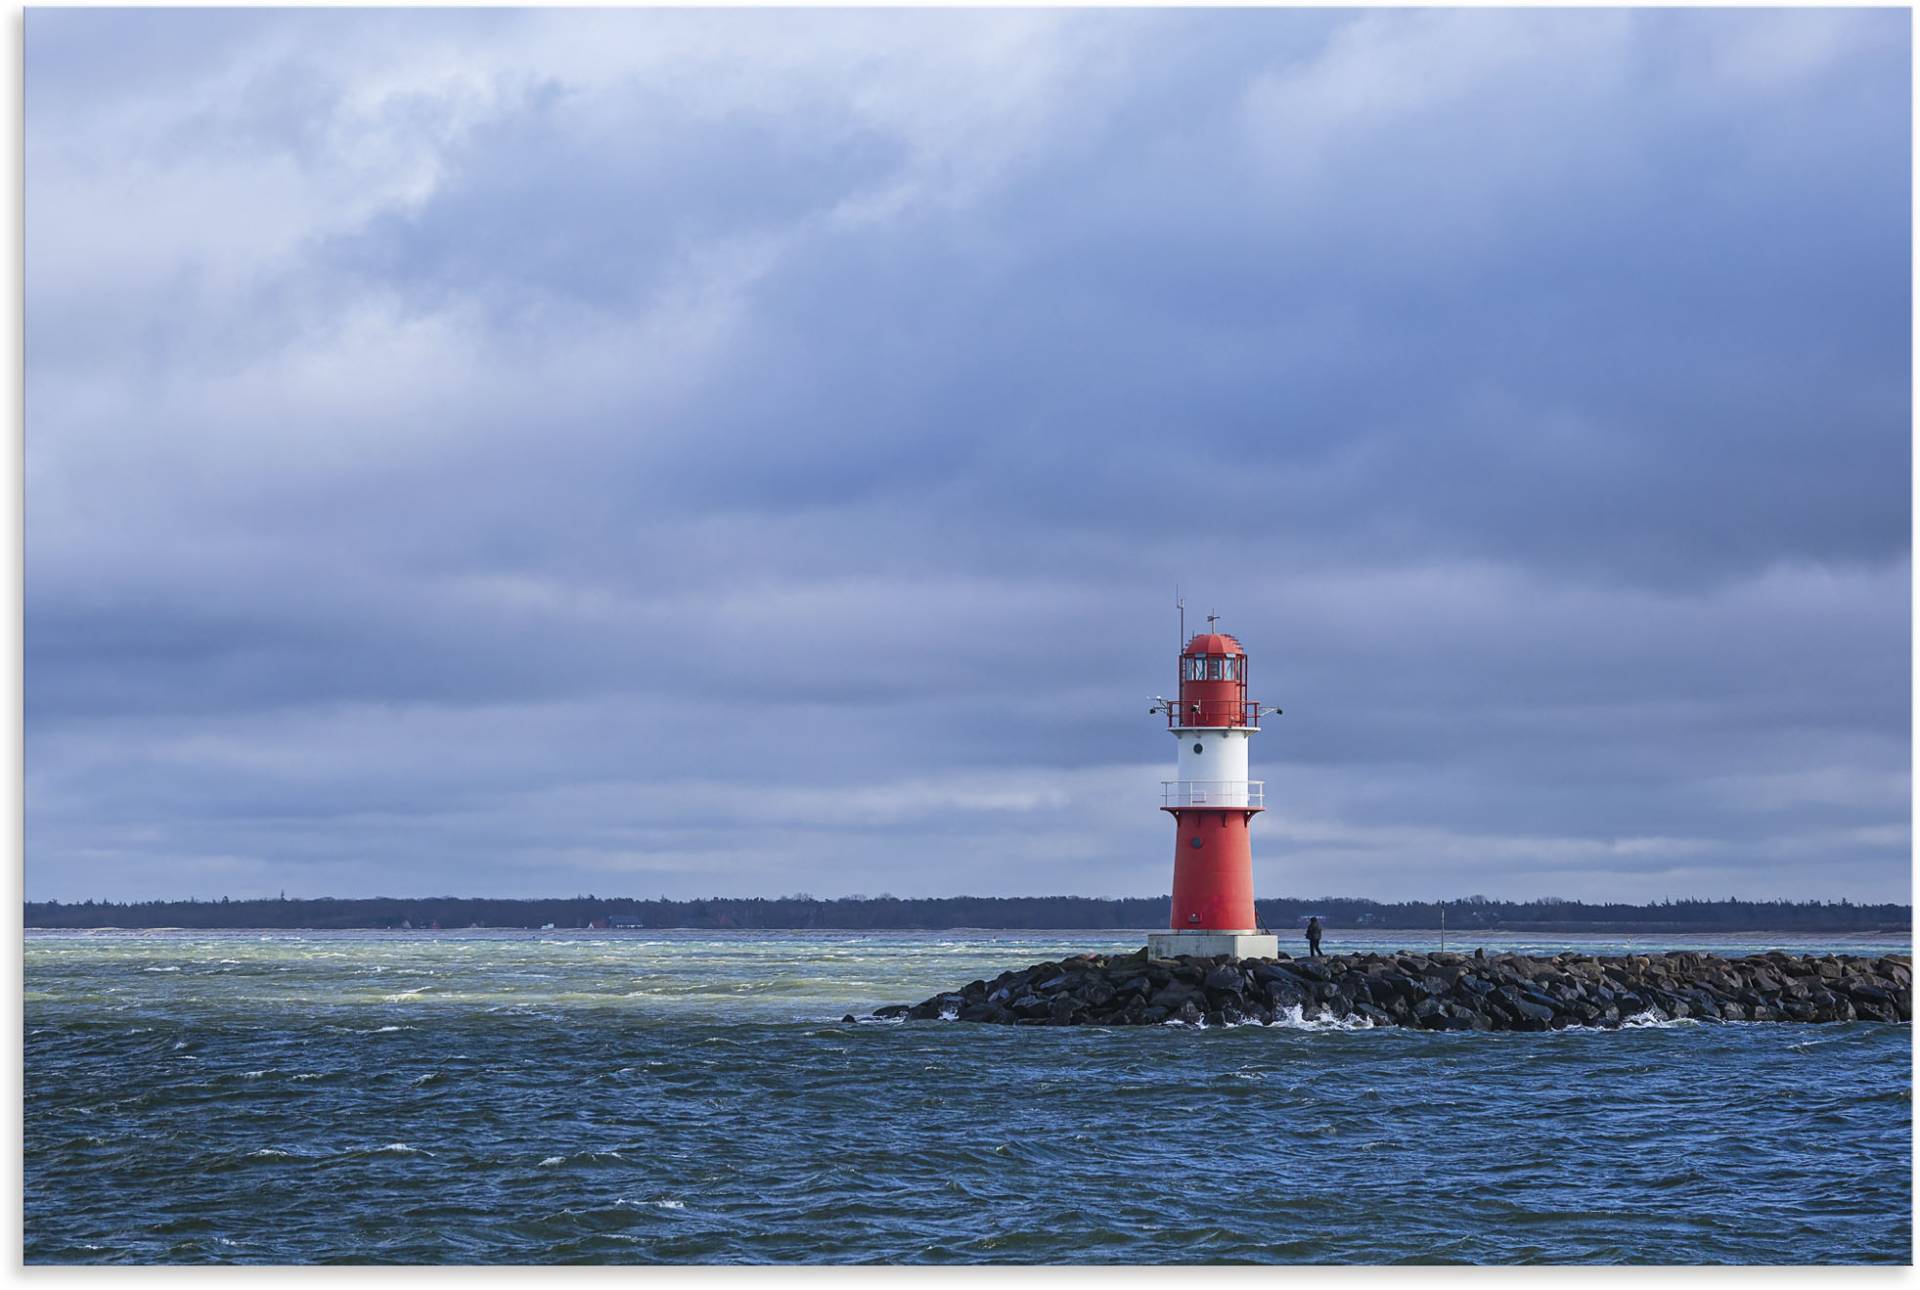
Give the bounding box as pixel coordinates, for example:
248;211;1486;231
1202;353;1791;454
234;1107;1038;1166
1148;617;1279;959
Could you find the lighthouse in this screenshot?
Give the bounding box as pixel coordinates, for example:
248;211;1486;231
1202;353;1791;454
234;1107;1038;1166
1148;620;1279;959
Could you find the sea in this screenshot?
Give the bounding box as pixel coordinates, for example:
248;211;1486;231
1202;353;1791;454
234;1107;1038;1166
23;927;1914;1265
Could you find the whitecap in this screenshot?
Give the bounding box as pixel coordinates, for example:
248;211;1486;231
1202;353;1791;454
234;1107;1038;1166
1265;1005;1378;1031
1620;1010;1698;1029
538;1155;566;1168
370;1143;429;1156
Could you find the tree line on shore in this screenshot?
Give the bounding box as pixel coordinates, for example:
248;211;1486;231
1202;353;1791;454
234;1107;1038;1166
22;893;1911;932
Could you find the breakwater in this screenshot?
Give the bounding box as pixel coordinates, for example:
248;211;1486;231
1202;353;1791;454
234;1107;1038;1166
874;948;1912;1029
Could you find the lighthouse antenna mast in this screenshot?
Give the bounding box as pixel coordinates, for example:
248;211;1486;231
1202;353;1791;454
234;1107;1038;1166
1176;591;1184;650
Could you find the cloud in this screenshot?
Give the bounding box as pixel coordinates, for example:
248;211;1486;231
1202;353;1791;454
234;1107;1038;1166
24;9;1911;904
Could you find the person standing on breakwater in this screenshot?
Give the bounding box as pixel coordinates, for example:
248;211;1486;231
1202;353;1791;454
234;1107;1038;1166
1306;917;1323;957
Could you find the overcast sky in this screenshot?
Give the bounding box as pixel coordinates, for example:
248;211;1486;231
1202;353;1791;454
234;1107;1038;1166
25;8;1911;905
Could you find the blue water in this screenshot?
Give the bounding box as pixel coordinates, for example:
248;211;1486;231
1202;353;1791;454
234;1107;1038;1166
23;928;1913;1264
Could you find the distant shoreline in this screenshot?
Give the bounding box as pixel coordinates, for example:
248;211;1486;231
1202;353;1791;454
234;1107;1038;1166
24;894;1911;935
24;925;1912;937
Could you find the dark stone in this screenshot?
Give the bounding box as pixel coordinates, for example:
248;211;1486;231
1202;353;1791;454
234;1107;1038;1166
1149;983;1202;1012
1499;988;1556;1026
1351;1003;1394;1027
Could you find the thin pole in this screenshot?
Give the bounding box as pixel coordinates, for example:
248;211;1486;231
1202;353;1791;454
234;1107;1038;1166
1441;904;1446;953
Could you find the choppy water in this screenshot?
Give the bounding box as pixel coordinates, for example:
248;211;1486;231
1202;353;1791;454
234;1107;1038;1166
24;928;1913;1264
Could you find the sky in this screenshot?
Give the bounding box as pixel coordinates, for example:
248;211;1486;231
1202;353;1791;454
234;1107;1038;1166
24;8;1912;905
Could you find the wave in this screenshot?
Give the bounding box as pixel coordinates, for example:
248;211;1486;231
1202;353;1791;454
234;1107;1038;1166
536;1149;630;1169
1619;1010;1700;1029
1263;1005;1379;1031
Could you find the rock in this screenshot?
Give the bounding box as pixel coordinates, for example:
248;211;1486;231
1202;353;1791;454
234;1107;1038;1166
1350;1003;1394;1027
1498;987;1556;1027
1149;983;1201;1012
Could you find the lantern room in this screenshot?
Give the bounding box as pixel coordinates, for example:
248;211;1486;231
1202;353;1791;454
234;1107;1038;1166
1173;632;1257;729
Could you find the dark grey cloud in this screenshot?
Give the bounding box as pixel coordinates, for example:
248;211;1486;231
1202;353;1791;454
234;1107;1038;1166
25;9;1910;904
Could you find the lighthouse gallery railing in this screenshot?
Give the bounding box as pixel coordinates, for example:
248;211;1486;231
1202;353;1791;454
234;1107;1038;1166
1161;780;1265;808
1165;700;1261;729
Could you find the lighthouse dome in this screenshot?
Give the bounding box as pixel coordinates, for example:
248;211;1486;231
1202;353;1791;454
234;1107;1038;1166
1183;632;1245;657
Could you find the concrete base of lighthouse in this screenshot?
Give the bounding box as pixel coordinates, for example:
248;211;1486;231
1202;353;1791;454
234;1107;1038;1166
1147;931;1279;960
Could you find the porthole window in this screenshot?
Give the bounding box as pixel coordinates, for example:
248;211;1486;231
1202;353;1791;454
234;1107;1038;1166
1192;742;1204;754
1189;837;1203;849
